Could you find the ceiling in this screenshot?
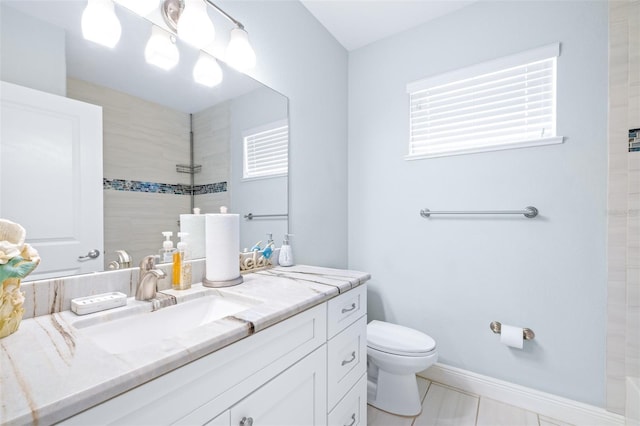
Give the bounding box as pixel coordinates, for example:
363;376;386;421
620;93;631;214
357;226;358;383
300;0;477;51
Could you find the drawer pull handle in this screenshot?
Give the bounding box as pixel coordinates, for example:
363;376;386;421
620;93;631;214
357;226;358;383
341;351;356;366
240;417;254;426
341;303;356;314
344;413;356;426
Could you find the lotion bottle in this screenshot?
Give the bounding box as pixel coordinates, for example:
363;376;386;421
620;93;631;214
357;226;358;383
173;232;192;290
278;234;294;267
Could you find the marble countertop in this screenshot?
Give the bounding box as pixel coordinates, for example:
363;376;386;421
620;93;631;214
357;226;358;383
0;265;370;426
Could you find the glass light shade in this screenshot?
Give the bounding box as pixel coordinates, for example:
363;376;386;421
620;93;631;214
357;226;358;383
145;26;179;70
113;0;158;16
81;0;122;48
193;52;223;87
225;27;256;71
177;0;215;49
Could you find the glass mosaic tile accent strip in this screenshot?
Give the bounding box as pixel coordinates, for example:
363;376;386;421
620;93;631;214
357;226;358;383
193;182;227;195
104;178;227;195
630;128;639;152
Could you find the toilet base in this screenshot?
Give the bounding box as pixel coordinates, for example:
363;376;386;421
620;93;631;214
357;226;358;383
367;370;423;416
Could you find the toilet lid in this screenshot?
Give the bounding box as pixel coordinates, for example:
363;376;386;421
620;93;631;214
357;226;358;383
367;320;436;355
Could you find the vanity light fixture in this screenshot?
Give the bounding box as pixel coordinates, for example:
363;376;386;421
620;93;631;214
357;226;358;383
82;0;256;79
81;0;122;48
145;25;180;70
176;0;215;49
161;0;256;71
225;27;256;70
193;51;223;87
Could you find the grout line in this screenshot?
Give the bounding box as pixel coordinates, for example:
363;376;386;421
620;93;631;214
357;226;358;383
427;378;480;398
422;379;432;403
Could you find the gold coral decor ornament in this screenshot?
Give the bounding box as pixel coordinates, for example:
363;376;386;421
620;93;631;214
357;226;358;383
0;219;40;338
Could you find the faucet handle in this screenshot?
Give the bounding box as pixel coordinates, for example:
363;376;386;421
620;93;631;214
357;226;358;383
139;254;159;271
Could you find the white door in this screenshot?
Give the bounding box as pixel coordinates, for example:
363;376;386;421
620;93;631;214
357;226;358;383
229;347;327;426
0;81;103;280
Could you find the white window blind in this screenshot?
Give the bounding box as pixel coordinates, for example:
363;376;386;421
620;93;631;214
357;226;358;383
406;43;563;159
243;120;289;179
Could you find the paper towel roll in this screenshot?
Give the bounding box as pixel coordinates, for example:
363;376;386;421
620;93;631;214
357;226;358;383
180;214;206;259
205;213;241;283
500;324;524;349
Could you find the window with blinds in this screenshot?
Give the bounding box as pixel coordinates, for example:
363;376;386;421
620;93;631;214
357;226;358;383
243;120;289;180
406;43;563;159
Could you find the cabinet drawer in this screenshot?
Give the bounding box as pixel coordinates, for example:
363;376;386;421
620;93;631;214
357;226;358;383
327;284;367;338
327;315;367;410
328;373;367;426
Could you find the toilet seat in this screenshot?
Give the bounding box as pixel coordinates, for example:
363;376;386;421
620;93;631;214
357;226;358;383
367;320;436;356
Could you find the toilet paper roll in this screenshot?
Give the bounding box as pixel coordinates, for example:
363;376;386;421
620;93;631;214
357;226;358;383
500;324;524;349
180;214;206;259
205;213;241;283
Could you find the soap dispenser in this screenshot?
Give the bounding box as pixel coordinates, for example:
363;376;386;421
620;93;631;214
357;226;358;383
173;232;192;290
278;234;294;267
159;231;176;263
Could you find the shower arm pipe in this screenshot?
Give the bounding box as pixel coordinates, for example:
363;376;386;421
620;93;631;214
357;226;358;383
204;0;245;29
420;206;539;218
189;114;195;212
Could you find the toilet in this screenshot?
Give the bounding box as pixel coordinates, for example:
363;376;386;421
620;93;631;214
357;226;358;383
367;320;438;416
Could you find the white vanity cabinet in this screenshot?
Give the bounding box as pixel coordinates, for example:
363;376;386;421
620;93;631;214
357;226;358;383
61;284;368;426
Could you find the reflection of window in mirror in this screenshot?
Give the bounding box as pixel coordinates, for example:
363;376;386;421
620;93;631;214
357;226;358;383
243;120;289;180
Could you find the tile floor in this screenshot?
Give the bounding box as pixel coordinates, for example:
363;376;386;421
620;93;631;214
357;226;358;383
367;377;573;426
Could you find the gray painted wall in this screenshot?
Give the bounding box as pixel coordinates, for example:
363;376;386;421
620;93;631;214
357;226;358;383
221;0;349;269
348;1;608;407
230;87;288;250
0;5;66;96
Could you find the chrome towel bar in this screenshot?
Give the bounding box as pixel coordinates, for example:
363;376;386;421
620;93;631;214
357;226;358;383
420;206;538;218
244;213;288;220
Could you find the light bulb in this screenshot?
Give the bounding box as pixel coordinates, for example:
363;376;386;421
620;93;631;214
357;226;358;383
193;52;223;87
178;0;215;49
225;27;256;71
145;26;179;70
81;0;122;48
113;0;158;16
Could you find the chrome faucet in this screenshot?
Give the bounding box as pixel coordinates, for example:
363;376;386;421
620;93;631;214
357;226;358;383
135;255;166;301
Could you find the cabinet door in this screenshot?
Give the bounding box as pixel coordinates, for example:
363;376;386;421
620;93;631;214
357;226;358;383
205;410;230;426
229;346;327;426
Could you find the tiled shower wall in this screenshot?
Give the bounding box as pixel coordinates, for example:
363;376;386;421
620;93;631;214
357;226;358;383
193;101;232;215
607;0;640;420
67;78;191;267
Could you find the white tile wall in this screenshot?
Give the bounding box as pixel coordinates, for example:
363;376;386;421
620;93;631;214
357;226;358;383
67;78;191;184
66;78;205;268
607;0;640;419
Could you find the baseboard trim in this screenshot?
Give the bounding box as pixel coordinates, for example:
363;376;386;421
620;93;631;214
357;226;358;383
418;363;624;426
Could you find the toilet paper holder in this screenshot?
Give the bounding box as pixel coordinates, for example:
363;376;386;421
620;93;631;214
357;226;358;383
490;321;535;340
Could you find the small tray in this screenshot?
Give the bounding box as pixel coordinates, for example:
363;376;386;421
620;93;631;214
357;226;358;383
71;292;127;315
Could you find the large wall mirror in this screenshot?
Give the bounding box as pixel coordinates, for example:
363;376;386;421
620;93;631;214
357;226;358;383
0;1;289;281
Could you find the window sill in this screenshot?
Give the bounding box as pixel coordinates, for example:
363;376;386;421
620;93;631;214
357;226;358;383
405;136;565;161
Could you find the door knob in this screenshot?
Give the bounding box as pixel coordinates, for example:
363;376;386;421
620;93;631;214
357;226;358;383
78;249;100;260
239;417;253;426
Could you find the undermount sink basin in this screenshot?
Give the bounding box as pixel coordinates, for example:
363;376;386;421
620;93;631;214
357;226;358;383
72;291;259;354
